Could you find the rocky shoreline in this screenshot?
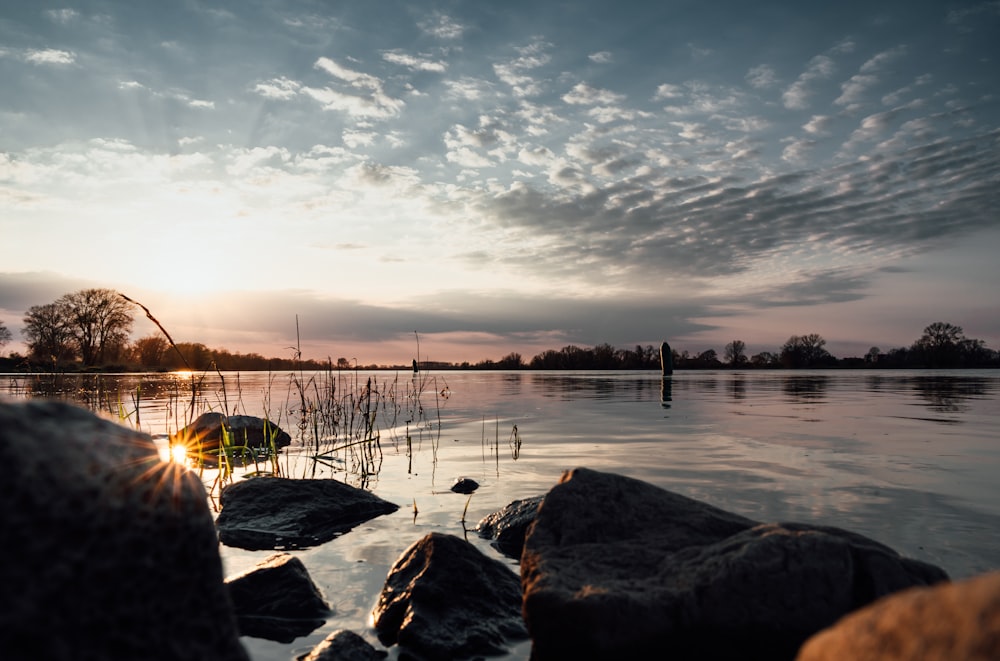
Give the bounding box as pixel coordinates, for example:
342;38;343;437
2;400;998;660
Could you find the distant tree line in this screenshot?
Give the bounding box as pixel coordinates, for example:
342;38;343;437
1;289;996;371
454;322;998;370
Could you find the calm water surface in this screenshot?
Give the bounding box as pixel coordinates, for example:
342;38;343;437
4;369;999;660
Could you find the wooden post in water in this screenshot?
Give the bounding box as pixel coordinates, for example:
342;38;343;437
660;341;673;376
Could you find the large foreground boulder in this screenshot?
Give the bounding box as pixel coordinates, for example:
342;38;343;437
0;400;248;660
372;532;528;658
226;553;330;643
797;570;1000;660
217;477;399;550
521;467;947;661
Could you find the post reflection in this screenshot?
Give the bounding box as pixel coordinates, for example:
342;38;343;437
660;377;672;409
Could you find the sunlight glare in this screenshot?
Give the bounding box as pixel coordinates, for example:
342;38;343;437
169;443;189;464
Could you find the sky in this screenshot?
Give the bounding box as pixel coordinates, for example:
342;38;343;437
1;0;999;365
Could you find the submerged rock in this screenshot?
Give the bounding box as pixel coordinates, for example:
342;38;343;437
217;477;399;550
226;553;329;643
521;467;948;661
797;570;1000;660
372;532;528;658
476;494;544;559
297;630;387;661
0;400;248;660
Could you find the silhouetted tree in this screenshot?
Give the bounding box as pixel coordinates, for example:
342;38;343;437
22;303;76;363
750;351;779;368
132;335;169;367
724;340;747;366
865;347;881;364
497;352;525;369
58;289;134;366
779;334;832;368
912;322;967;368
695;349;722;368
0;320;11;351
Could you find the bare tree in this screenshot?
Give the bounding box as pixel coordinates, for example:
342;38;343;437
59;288;134;366
22;303;76;363
724;340;747;366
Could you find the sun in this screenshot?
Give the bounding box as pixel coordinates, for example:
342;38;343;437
168;443;189;464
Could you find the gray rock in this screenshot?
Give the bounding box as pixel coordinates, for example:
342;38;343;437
521;467;948;661
170;411;291;457
476;495;544;559
297;630;387;661
0;400;248;661
373;532;528;658
226;553;330;643
797;570;1000;661
217;477;399;550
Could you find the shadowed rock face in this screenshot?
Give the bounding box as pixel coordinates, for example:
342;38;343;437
217;477;399;550
372;532;528;659
0;400;248;661
297;630;387;661
521;467;948;661
796;570;1000;661
226;553;330;643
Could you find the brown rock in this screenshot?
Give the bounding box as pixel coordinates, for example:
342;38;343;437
521;467;947;660
797;571;1000;661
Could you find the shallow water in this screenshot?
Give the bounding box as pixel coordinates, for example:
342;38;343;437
4;369;999;659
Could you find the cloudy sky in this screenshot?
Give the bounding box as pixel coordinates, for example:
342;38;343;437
2;0;998;365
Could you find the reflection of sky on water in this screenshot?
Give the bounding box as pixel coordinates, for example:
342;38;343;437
4;369;999;658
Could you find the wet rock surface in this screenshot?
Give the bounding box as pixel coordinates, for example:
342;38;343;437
797;570;1000;660
521;467;948;661
297;630;388;661
373;532;528;659
226;552;330;643
476;494;544;559
216;477;399;550
0;400;248;661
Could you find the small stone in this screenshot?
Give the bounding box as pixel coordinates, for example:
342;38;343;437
451;477;479;493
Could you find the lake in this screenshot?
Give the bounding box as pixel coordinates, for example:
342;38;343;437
4;368;999;660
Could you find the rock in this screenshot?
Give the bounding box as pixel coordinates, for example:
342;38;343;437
170;412;291;460
451;477;479;493
297;630;387;661
372;532;528;658
226;553;330;643
217;477;399;550
476;495;544;559
797;570;1000;660
0;400;248;660
521;467;948;661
